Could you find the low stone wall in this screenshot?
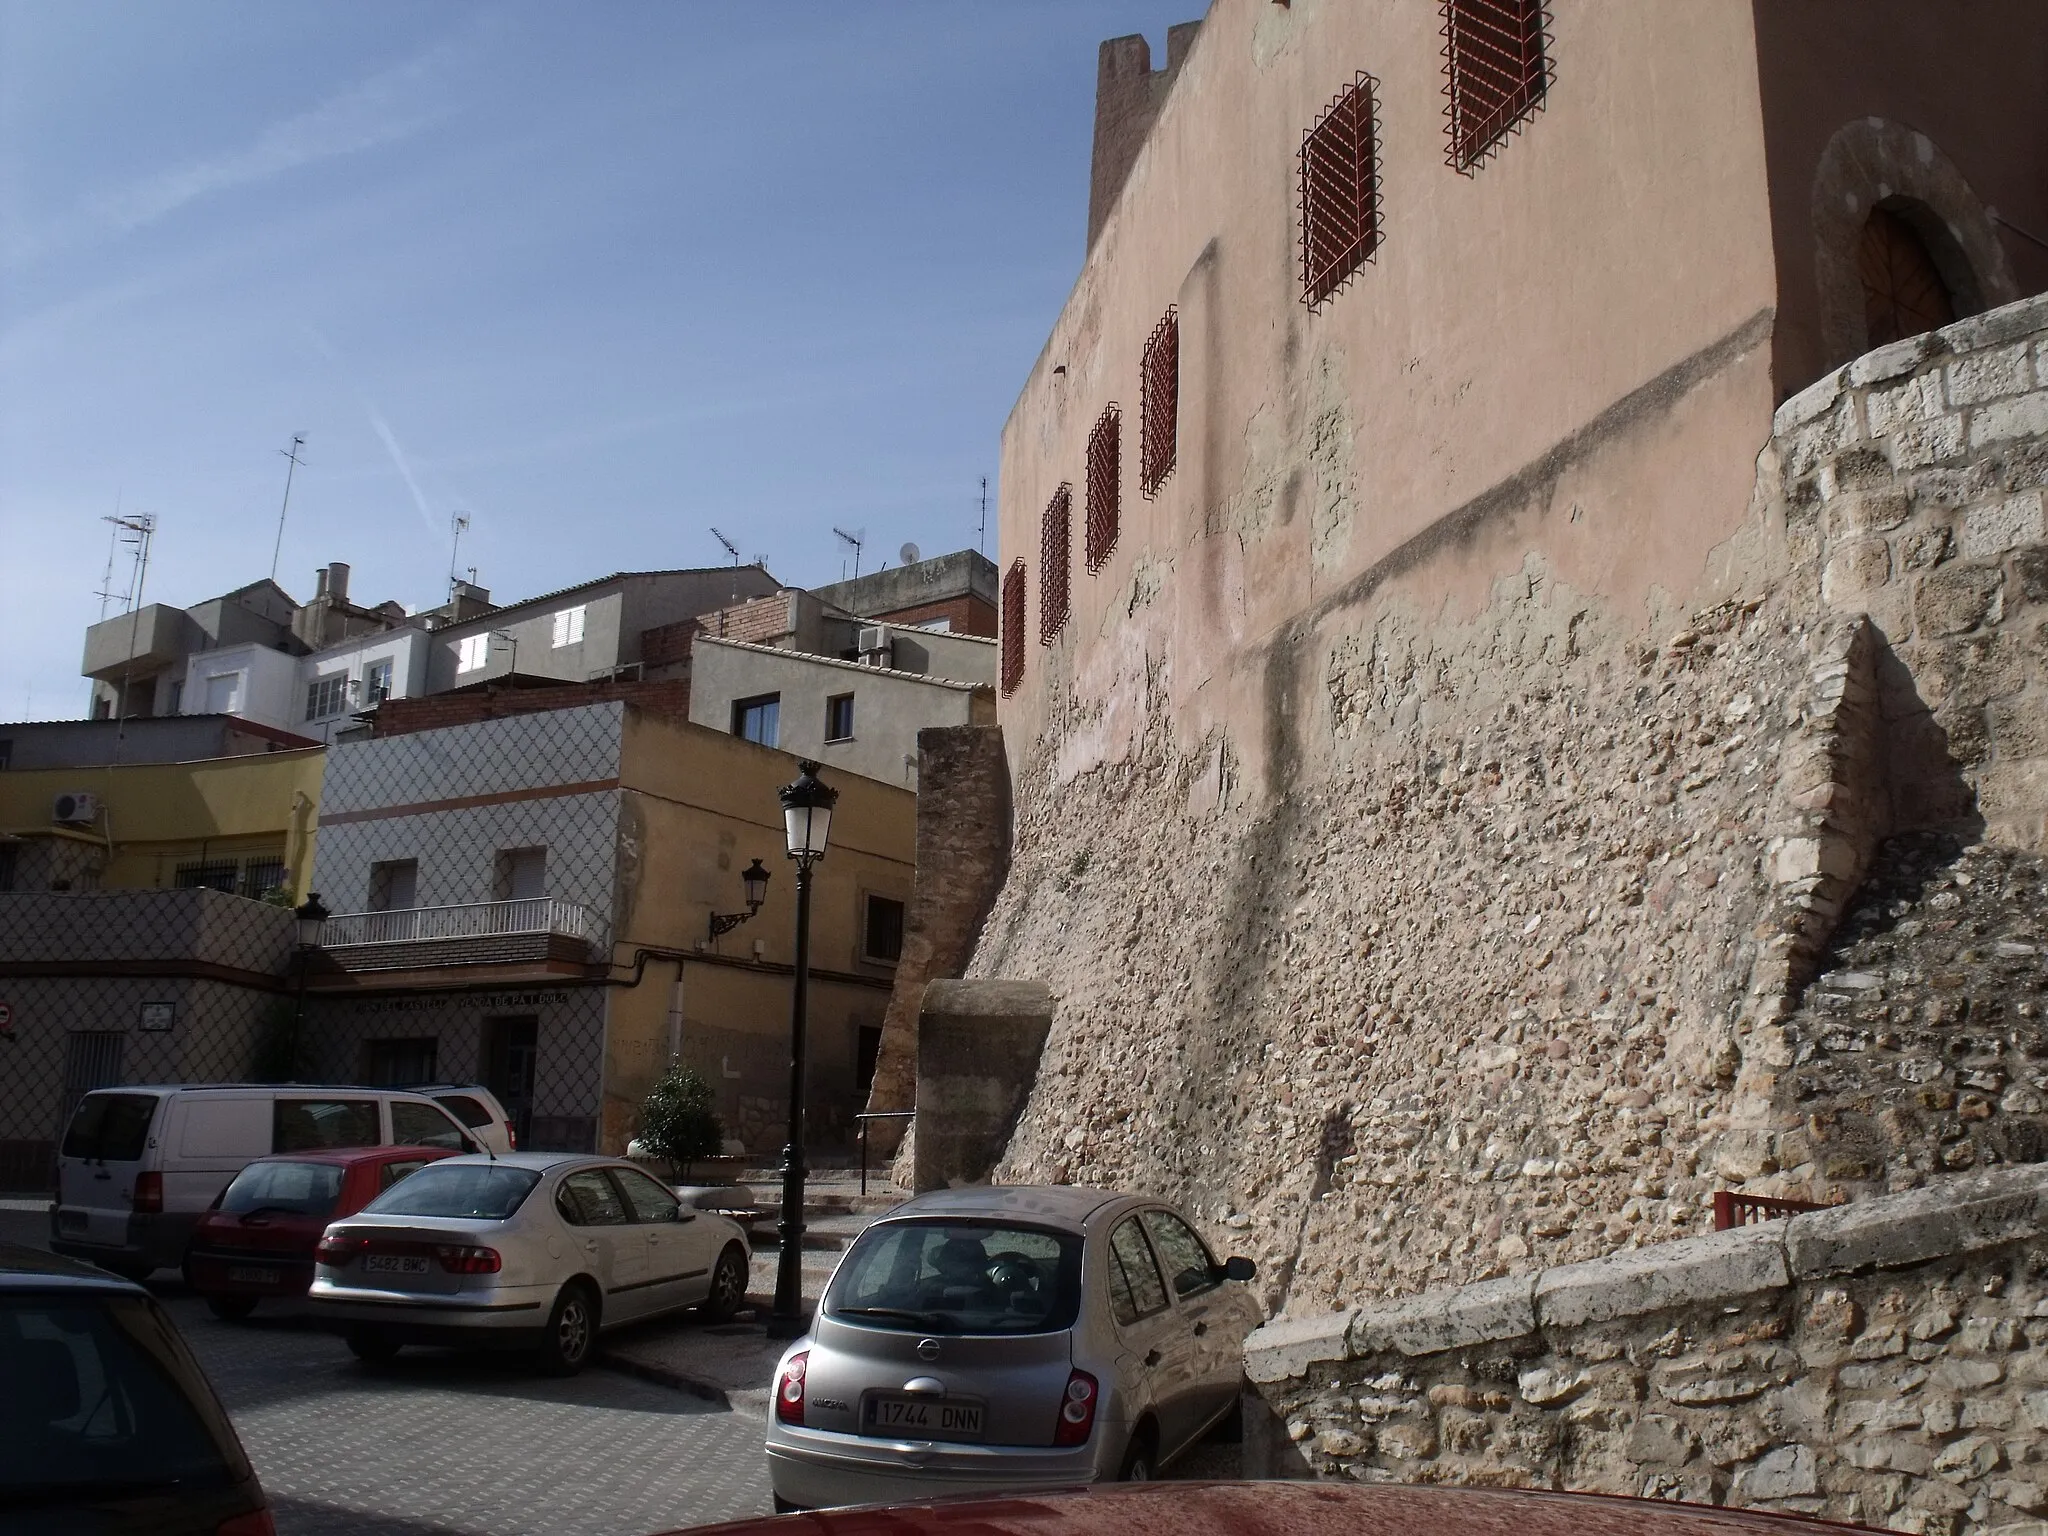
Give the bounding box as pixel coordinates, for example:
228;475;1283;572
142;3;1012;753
1245;1163;2048;1535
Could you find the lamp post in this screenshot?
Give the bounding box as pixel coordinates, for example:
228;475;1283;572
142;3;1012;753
708;859;771;942
289;892;330;1081
770;761;838;1334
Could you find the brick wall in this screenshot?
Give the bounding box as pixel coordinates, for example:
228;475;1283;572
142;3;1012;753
866;596;998;639
372;678;690;738
862;725;1012;1164
640;618;700;670
697;593;795;646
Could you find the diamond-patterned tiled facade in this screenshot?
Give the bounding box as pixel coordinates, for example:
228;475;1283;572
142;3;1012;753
0;887;297;1189
303;704;629;1156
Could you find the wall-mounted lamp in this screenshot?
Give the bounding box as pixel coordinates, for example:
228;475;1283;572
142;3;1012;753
709;858;771;941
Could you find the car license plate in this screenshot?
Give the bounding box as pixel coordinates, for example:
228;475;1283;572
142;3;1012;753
57;1210;86;1231
867;1394;984;1440
364;1254;430;1276
228;1266;281;1285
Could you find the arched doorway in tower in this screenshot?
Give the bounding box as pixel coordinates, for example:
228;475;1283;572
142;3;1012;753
1859;205;1958;346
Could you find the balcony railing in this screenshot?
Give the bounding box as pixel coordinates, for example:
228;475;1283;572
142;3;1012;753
321;897;601;949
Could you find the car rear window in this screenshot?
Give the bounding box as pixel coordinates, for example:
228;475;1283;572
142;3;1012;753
364;1164;540;1220
0;1295;243;1502
220;1161;346;1218
435;1094;494;1129
59;1094;158;1163
825;1220;1083;1336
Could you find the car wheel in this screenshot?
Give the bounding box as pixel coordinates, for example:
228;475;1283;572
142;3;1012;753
538;1281;599;1375
1119;1424;1157;1483
104;1260;154;1284
206;1295;259;1323
346;1327;401;1363
704;1243;748;1322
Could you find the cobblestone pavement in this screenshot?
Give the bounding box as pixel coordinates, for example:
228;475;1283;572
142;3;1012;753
2;1205;772;1534
173;1298;774;1535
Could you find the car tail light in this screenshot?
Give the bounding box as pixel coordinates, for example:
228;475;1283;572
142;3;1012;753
775;1350;808;1426
505;1122;518;1150
1053;1369;1098;1446
435;1244;502;1274
132;1172;163;1215
216;1508;276;1536
315;1233;363;1267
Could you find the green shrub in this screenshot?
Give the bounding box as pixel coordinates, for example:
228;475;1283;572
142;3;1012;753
638;1060;724;1176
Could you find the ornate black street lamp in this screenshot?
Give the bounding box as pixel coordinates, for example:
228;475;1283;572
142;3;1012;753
770;761;838;1333
288;892;330;1080
708;859;771;942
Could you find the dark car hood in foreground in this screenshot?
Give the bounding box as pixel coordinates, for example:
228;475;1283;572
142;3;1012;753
677;1482;1880;1536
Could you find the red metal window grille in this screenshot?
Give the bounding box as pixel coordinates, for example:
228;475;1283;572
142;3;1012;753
1000;560;1026;695
1039;484;1072;645
1085;404;1121;572
1442;0;1551;173
1139;308;1179;498
1299;74;1382;310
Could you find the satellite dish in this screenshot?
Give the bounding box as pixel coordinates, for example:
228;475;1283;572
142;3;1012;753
899;542;921;565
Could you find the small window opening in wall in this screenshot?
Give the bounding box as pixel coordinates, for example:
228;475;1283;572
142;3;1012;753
1140;307;1179;498
863;894;905;965
1086;404;1121;571
1000;561;1026;696
1040;484;1072;645
1442;0;1551;173
1860;206;1957;346
732;693;780;747
825;693;855;742
1299;73;1383;308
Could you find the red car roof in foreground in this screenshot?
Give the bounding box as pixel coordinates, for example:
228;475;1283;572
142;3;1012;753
238;1146;456;1166
677;1482;1879;1536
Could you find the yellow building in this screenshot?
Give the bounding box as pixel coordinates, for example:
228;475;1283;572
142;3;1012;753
300;700;915;1156
0;721;321;900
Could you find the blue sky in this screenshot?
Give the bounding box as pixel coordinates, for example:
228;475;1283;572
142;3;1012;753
0;1;1201;720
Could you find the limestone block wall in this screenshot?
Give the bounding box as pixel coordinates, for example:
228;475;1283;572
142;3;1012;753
1245;1163;2048;1536
973;292;2048;1321
1772;290;2048;851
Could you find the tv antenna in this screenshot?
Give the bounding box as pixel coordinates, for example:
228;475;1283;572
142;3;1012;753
833;525;865;580
899;542;921;566
977;476;988;554
448;512;471;596
710;527;741;566
107;512;157;755
268;434;307;582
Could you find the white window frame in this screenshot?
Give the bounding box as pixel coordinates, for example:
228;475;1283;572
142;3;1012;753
305;675;349;722
551;606;587;648
363;658;395;706
456;635;489;673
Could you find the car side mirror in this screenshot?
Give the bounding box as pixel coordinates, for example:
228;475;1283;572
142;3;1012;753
1222;1256;1256;1283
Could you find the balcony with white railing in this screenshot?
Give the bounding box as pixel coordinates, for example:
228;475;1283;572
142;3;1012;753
318;897;604;972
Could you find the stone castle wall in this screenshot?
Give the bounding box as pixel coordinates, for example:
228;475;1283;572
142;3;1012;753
1244;1163;2048;1536
969;294;2048;1321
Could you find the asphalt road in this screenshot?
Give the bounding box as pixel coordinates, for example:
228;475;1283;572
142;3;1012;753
2;1201;774;1535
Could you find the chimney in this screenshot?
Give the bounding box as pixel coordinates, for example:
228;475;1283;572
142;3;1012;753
1087;21;1201;250
315;567;329;599
327;562;351;606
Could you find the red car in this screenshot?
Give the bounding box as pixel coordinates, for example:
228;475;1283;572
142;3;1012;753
183;1146;457;1320
680;1482;1877;1535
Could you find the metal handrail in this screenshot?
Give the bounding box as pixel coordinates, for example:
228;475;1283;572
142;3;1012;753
1712;1190;1834;1230
321;896;600;948
855;1110;915;1197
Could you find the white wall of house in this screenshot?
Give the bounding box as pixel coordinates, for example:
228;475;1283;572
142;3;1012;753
296;628;429;743
179;643;300;733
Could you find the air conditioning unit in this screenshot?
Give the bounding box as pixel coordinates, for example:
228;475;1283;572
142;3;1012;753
52;791;101;826
856;624;892;666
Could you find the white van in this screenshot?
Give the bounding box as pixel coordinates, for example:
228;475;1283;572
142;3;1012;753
51;1085;485;1280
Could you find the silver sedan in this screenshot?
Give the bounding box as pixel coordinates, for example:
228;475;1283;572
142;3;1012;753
308;1151;751;1373
764;1186;1261;1511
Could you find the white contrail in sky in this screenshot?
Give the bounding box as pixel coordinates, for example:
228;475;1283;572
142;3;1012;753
367;408;446;545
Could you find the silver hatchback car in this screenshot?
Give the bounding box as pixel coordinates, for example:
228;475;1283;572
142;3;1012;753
309;1151;751;1373
764;1186;1261;1511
